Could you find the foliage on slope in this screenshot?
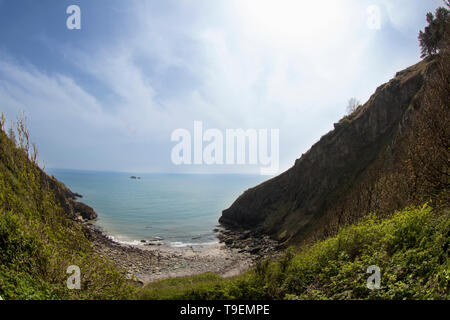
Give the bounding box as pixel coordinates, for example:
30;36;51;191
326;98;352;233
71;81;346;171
0;117;135;300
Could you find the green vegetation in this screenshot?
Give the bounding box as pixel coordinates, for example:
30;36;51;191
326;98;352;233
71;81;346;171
141;205;449;300
138;273;228;300
0;115;136;300
419;2;449;58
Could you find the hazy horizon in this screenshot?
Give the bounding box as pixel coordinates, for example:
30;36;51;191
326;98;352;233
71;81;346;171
47;167;266;176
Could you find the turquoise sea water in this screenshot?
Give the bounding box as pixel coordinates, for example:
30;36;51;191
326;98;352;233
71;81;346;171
49;170;266;247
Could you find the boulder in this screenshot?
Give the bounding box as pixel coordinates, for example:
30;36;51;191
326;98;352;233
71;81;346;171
71;201;98;220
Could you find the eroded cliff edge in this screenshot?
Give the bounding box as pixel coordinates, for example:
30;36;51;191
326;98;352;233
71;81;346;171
220;58;436;244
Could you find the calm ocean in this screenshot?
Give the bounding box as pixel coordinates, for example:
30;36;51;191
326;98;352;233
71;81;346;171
49;169;265;247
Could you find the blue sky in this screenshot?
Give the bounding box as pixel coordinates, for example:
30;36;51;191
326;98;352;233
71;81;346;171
0;0;443;174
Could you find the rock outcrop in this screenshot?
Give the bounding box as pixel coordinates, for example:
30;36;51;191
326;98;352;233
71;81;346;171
220;58;436;244
38;170;98;221
71;200;98;221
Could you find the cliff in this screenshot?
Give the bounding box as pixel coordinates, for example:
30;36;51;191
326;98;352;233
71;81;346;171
41;172;98;221
220;58;443;244
0;118;131;299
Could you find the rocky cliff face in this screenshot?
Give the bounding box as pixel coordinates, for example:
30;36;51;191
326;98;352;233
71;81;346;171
38;169;98;221
220;59;435;244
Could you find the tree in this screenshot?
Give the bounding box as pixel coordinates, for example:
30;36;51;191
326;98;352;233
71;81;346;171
0;112;5;130
418;4;449;58
346;98;360;115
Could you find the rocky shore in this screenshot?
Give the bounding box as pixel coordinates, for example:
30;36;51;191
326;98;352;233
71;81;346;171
216;228;283;257
83;223;282;286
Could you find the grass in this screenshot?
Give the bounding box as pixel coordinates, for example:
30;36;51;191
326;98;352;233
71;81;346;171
137;273;228;300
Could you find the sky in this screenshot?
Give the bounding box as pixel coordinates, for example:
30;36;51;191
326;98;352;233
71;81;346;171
0;0;444;174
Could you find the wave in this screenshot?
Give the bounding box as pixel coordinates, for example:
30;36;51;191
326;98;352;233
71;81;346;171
106;234;146;246
105;233;218;248
169;240;219;248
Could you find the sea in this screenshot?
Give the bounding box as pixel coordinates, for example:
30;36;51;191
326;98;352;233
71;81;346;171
48;169;266;248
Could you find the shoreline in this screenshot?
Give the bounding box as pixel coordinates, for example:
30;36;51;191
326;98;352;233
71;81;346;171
84;222;281;285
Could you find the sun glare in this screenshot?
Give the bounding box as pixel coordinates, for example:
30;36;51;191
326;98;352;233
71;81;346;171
236;0;347;44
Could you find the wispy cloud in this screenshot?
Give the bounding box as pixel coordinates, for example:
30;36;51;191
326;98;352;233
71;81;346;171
0;0;444;173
